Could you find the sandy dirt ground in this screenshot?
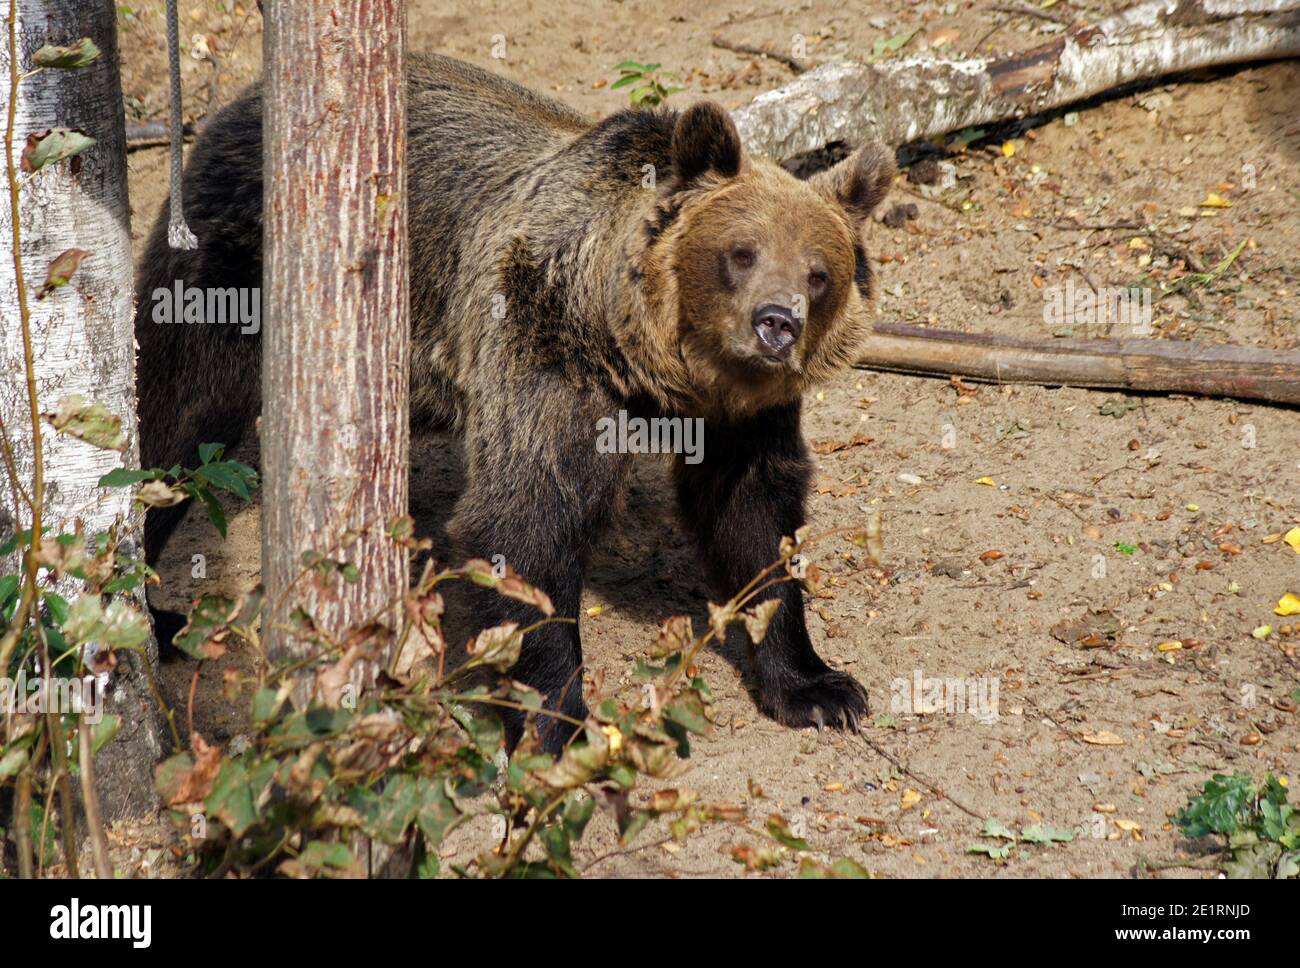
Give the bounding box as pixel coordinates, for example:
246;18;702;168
110;1;1298;878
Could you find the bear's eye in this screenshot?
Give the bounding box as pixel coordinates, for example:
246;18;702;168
728;245;756;270
807;269;829;295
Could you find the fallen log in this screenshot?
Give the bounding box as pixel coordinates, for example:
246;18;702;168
855;323;1300;405
734;0;1300;159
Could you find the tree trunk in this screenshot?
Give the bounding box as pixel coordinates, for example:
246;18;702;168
0;0;167;820
733;0;1300;159
261;1;410;673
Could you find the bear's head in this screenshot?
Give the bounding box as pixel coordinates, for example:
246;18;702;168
635;101;894;417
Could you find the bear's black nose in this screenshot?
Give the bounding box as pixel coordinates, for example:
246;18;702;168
752;304;802;359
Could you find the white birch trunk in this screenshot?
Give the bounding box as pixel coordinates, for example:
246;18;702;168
0;0;165;820
734;0;1300;158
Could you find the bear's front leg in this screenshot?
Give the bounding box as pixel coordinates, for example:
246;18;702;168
449;389;632;754
675;401;867;731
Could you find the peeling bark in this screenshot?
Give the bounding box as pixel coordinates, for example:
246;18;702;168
0;0;167;820
733;0;1300;159
262;2;410;668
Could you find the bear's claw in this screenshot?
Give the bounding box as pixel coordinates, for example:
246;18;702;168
765;669;868;734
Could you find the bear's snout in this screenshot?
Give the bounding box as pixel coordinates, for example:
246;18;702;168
752;303;802;360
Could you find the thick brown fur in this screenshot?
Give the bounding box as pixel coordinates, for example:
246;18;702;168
135;53;894;752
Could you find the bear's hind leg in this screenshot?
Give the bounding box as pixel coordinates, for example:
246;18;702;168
447;389;631;753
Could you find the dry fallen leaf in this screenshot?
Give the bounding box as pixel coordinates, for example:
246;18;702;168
1114;818;1143;840
810;433;874;455
1082;730;1125;746
1275;593;1300;617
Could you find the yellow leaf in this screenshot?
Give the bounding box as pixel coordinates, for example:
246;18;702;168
900;788;923;810
1284;527;1300;554
1001;141;1015;158
601;724;624;756
1199;192;1231;208
1186;503;1199;512
1156;640;1183;652
1252;625;1273;640
975;476;996;486
586;604;607;618
1082;730;1124;746
1274;593;1300;617
1114;819;1143;840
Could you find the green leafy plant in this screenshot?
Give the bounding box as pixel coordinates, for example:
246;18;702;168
611;60;682;108
1175;772;1298;879
968;817;1074;862
99;441;258;537
149;523;873;878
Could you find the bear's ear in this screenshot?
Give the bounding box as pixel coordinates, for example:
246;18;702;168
671;102;743;185
810;142;896;223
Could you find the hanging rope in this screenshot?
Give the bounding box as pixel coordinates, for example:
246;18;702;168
165;0;197;249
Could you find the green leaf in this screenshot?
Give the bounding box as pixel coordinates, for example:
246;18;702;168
198;442;225;465
0;575;20;610
171;594;240;660
99;467;160;488
562;792;596;841
187;484;227;537
980;818;1017;841
0;745;28;778
415;778;462;849
62;595;149;650
1020;823;1074;844
871;28;919;61
279;841;359;879
205;760;257;837
663;692;710;735
36;248;90;299
767;814;811;851
195;461;250;500
29;801;58;866
21;128;96;173
45;395;126;451
365;774;422;845
33;38;101;70
90;715;121;754
251;687;285;727
42;591;69;625
618;807;654;847
1176;773;1258;838
539;822;579;877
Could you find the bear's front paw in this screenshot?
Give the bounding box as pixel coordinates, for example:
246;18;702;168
764;669;868;732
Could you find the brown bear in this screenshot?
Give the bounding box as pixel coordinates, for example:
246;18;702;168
135;53;894;752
